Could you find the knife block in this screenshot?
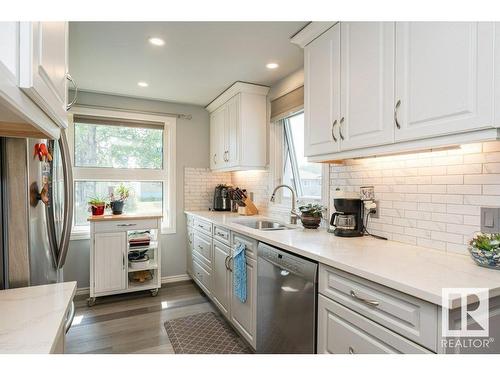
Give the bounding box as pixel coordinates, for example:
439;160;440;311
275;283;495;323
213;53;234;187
238;197;259;216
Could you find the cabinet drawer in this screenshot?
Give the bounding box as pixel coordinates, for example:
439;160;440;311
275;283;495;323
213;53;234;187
194;218;212;235
193;258;211;296
193;231;213;267
231;232;257;259
94;219;159;233
186;215;195;228
213;225;230;245
319;265;437;351
318;295;431;354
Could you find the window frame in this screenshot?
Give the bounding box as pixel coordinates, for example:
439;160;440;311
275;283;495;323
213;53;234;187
269;109;329;214
68;106;176;239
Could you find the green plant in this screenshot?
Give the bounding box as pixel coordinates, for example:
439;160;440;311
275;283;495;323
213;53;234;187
469;233;500;252
110;183;131;202
88;196;106;206
298;203;327;218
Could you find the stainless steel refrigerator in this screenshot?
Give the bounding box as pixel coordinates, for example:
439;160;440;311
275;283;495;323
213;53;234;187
0;130;73;289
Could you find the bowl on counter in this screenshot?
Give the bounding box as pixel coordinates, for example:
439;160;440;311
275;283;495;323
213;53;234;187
468;233;500;269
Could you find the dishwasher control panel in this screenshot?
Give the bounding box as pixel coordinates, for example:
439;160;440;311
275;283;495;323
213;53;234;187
257;242;317;280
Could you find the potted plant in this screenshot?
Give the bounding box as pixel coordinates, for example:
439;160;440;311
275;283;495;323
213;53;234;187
468;233;500;269
109;183;131;215
88;196;106;216
298;203;327;229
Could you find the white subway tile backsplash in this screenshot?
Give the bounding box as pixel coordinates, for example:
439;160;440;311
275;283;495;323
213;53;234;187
329;141;500;255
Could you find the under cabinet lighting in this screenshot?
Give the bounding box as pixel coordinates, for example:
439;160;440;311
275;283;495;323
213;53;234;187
148;37;165;46
266;62;279;69
137;81;149;87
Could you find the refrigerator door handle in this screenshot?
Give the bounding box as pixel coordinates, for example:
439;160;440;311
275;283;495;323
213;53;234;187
56;130;73;269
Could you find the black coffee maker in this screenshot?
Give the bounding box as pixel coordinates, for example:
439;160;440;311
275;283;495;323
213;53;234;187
213;184;231;211
330;198;364;237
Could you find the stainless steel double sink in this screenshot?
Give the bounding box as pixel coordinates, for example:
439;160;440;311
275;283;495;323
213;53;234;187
234;219;295;231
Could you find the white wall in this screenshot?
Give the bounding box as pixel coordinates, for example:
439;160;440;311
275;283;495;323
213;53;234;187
63;91;210;289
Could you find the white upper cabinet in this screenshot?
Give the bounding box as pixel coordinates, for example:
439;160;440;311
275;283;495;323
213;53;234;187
19;22;69;129
394;22;495;141
304;24;340;157
207;82;269;172
296;22;499;161
339;22;395;150
210;105;226;169
0;22;19;80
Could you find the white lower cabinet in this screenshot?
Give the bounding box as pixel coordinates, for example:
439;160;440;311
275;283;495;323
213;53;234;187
230;256;257;349
186;215;257;350
93;232;126;294
318;295;431;354
212;240;231;318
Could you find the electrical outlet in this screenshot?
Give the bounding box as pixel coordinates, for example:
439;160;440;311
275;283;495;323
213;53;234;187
480;207;500;233
370;200;379;219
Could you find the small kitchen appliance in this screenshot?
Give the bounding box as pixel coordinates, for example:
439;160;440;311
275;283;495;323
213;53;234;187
213;184;231;211
329;191;364;237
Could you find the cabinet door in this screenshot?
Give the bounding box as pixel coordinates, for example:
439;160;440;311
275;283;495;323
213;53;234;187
19;22;68;129
340;22;395;150
94;232;126;294
395;22;494;141
210;106;226;170
317;295;431;354
225;95;239;168
212;241;231;318
186;226;194;275
304;24;341;156
230;256;257;349
0;22;19;80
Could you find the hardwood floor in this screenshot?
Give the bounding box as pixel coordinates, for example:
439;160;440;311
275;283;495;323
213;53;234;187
66;280;216;354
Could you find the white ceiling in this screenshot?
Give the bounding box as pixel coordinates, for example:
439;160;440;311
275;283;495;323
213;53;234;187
69;22;307;106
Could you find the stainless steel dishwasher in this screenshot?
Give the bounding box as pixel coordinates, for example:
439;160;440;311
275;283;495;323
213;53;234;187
257;242;318;353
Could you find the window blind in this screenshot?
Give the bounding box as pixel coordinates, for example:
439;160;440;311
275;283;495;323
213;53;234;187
270;86;304;121
73;115;164;130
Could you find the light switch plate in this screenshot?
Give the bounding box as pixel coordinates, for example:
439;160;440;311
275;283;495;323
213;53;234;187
480;207;500;233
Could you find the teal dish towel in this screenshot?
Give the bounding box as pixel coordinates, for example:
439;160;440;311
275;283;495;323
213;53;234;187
233;242;247;303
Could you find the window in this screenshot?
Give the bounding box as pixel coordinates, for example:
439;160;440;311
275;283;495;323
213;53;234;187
281;112;322;200
69;107;176;237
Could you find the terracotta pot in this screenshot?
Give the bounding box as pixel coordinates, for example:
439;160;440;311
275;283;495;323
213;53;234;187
90;203;105;216
300;214;321;229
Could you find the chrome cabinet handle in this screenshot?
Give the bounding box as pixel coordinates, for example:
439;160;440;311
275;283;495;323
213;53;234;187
117;223;137;227
225;255;230;270
227;255;233;272
339;117;345;140
66;73;78;110
122;253;125;269
331;120;338;142
213;153;217;164
350;290;380;306
224;151;229;162
394;99;401;129
348;346;355;354
197;245;203;250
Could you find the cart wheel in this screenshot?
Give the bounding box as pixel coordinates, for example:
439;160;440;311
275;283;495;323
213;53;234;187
87;297;96;307
150;288;159;297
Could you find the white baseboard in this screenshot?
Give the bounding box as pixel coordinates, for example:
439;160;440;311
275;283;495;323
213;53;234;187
75;287;90;296
74;274;192;296
161;274;191;284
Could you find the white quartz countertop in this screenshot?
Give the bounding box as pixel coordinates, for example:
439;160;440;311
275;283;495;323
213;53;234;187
186;211;500;306
0;282;77;354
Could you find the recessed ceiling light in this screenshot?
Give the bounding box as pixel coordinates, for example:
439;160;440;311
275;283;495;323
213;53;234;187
148;37;165;46
266;62;279;69
137;81;149;87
